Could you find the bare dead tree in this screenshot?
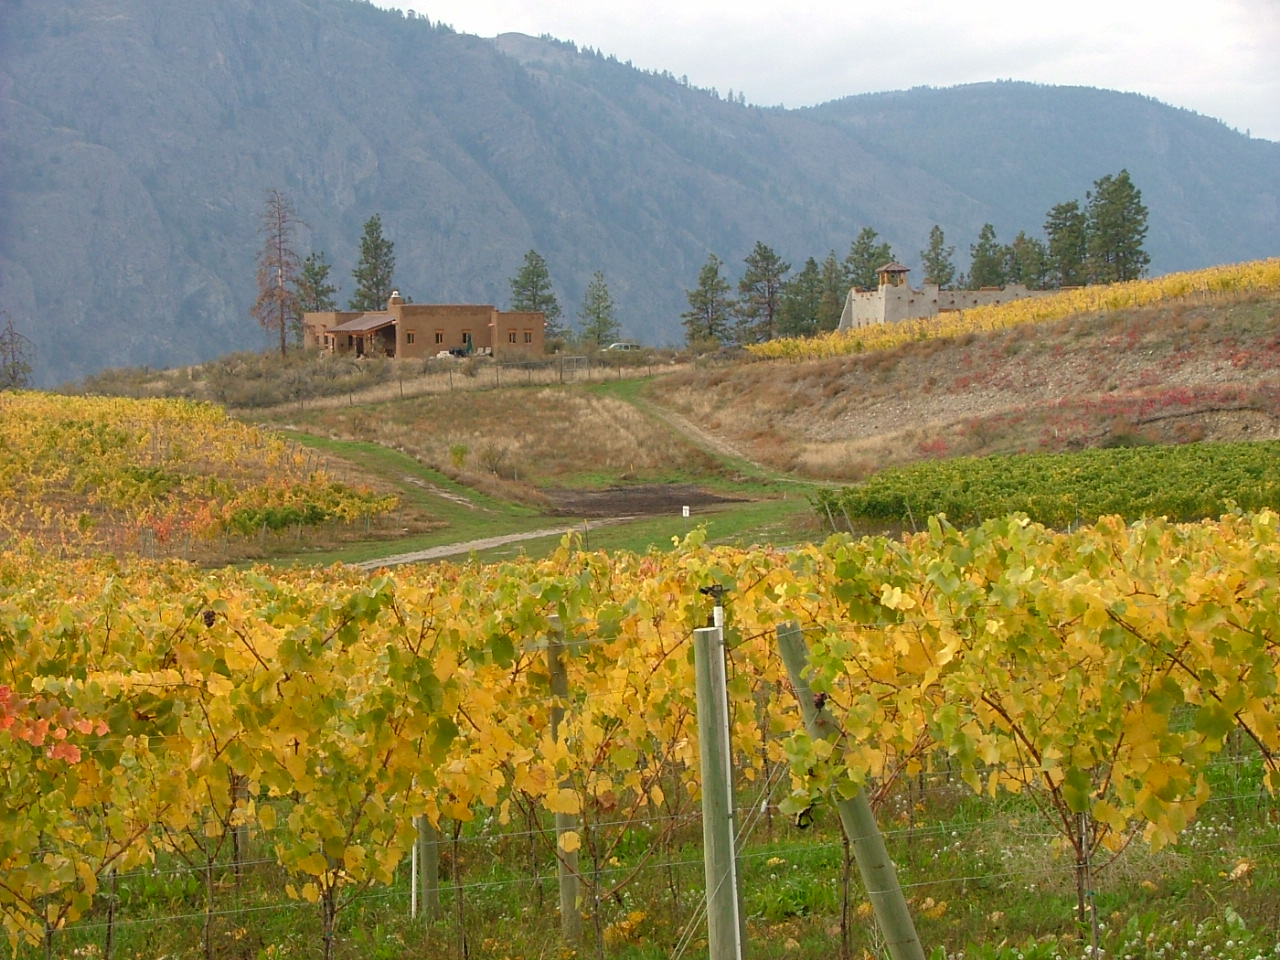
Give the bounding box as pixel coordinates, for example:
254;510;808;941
0;310;34;390
252;189;305;358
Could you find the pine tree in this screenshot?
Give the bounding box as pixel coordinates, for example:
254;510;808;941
1044;200;1088;288
349;214;396;311
681;253;734;346
297;252;338;312
1085;169;1150;284
577;271;620;347
292;251;338;347
251;188;304;358
735;241;789;343
967;223;1007;289
1005;231;1049;288
919;225;956;287
777;257;823;338
508;250;564;340
843;227;894;290
817;251;846;332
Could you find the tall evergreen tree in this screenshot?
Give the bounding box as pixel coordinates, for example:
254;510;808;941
817;251;846;332
1085;169;1150;284
681;253;734;346
1044;200;1089;288
777;257;823;338
349;213;396;311
735;241;789;343
251;188;304;358
293;251;338;347
1005;231;1049;289
843;227;894;290
919;225;956;287
296;251;338;313
967;223;1008;289
577;271;620;347
508;249;564;339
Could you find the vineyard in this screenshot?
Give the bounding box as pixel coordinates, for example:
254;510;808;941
813;440;1280;531
747;259;1280;361
3;511;1279;957
0;392;397;561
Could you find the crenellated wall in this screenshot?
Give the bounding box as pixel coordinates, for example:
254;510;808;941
839;276;1054;330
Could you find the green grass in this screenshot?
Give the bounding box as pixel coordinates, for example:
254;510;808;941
267;432;555;565
254;385;821;568
461;498;817;564
25;757;1278;960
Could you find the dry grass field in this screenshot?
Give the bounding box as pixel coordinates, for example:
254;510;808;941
647;294;1280;480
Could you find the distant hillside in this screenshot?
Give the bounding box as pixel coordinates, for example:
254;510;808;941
649;291;1280;479
2;0;1278;385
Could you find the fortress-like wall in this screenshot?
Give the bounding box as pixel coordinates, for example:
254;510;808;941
839;275;1053;330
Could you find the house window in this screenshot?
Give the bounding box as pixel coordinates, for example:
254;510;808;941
462;330;471;345
435;331;444;344
406;331;416;344
508;330;517;344
523;330;533;344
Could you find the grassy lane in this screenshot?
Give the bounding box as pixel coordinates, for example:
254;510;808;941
273;433;551;565
461;497;817;564
263;373;830;567
271;430;818;566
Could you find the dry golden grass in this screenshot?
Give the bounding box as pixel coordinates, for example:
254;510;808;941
273;384;723;488
645;294;1280;481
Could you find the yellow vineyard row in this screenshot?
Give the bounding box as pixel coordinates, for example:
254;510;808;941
2;513;1279;946
749;258;1280;360
0;391;395;556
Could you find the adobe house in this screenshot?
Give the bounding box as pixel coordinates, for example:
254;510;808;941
302;291;546;359
839;263;1054;329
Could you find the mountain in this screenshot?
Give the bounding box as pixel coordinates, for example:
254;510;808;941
2;0;1277;386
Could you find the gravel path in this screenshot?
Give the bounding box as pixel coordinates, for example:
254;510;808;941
351;517;632;569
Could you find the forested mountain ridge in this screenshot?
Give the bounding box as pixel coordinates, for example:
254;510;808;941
2;0;1277;385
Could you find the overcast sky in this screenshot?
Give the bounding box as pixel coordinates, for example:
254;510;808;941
373;0;1280;142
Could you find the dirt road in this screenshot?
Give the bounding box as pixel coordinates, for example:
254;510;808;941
351;518;631;569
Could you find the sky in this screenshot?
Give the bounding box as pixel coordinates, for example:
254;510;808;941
372;0;1280;142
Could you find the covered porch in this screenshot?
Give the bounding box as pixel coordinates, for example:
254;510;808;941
325;314;396;358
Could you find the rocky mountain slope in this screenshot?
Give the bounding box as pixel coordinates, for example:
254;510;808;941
2;0;1277;385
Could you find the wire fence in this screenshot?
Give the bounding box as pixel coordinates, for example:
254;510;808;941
17;750;1278;960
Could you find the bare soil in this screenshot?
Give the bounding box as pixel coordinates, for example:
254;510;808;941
544;483;744;517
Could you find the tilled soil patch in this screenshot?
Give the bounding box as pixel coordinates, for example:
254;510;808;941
545;483;744;517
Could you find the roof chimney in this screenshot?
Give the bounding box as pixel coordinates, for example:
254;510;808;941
387;289;404;308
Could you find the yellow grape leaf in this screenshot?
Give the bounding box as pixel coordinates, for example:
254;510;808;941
343;845;366;874
878;585;914;611
1091;799;1128;833
545;788;580;816
206;674;233;697
75;859;97;897
257;804;277;832
302;882;321;904
297;852;329;876
515;764;549;796
559;830;581;853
